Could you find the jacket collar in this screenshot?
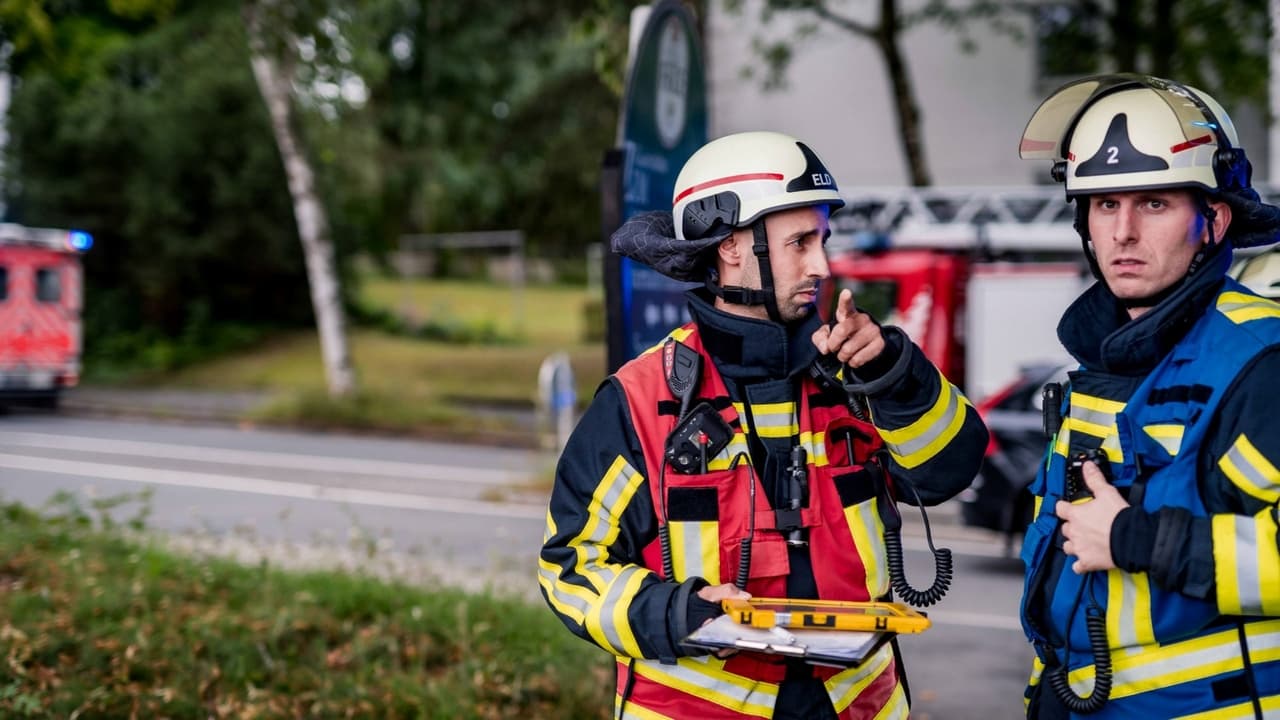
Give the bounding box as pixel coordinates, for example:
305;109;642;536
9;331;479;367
1058;242;1231;375
685;288;821;382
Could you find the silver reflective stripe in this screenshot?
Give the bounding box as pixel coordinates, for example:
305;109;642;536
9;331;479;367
1219;436;1280;503
1070;405;1115;432
849;498;888;596
595;565;647;655
634;656;778;717
750;403;797;439
538;558;592;620
884;384;959;459
709;434;752;471
1066;621;1280;700
670;520;715;582
1234;515;1263;611
801;431;829;467
828;644;895;711
1106;570;1153;649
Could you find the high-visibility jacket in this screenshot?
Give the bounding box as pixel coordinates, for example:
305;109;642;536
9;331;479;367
540;290;986;720
613;323;901;719
1022;278;1280;718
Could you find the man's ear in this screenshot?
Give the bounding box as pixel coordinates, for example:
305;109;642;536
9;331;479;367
717;231;745;266
1208;199;1233;245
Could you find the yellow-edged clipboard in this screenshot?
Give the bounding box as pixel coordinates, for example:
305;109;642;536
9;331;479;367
721;598;931;634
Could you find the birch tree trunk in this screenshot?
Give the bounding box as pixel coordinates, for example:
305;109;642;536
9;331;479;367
244;1;356;397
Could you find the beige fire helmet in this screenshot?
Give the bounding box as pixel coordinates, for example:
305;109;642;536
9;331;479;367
672;130;845;241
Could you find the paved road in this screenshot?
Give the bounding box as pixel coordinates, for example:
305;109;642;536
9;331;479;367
0;412;1033;718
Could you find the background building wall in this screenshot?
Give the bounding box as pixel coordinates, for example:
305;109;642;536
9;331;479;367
705;1;1269;188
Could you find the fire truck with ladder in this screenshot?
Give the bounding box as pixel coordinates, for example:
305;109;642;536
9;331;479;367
0;223;93;408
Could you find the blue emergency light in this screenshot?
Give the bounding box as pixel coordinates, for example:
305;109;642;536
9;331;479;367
67;230;94;252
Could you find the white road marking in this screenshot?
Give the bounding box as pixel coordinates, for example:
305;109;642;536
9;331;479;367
0;430;524;485
0;453;544;520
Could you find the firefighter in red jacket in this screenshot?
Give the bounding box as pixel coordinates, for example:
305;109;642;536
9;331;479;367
538;131;988;719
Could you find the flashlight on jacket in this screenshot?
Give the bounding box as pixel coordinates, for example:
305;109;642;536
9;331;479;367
785;446;809;547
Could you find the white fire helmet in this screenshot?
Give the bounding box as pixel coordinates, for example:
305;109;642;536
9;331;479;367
672;131;845;241
1019;74;1250;198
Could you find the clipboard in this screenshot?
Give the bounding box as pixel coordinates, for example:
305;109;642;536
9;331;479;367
721;598;931;634
681;614;891;668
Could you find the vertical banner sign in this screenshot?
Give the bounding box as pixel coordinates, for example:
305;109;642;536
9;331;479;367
603;0;708;372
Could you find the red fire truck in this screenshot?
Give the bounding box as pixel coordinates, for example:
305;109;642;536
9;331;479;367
0;223;93;407
826;187;1086;401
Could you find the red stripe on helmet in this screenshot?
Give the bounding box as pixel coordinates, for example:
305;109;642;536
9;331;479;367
1170;133;1213;154
674;172;785;203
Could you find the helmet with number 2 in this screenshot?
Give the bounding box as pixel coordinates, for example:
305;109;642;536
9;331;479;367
1020;74;1249;198
1019;73;1280;249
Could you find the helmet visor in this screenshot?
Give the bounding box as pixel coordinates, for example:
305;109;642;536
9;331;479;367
1019;73;1225;161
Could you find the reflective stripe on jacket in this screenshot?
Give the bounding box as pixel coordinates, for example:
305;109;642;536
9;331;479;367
1021;280;1280;718
613;323;903;720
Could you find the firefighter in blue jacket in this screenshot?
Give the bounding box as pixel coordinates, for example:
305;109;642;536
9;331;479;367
538;131;988;719
1017;75;1280;718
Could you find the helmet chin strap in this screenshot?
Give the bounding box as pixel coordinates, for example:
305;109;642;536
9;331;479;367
1075;194;1221;312
705;218;782;322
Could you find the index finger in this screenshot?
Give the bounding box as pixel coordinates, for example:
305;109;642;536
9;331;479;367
835;288;855;323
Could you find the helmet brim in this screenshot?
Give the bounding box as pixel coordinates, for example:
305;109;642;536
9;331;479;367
1020;74;1230;162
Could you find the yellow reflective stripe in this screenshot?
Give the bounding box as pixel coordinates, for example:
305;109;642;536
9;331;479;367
570;455;646;593
634;656;777;718
1214;510;1280;615
1175;695;1280;719
799;430;830;467
641;326;695;356
1106;570;1156;648
1213;514;1243;614
1218;433;1280;504
585;566;649;657
749;401;797;439
846;498;888;598
1071;393;1126;414
878;372;971;469
670;520;720;585
561;455;649;656
537;554;594;624
619;700;674;720
1064;620;1280;700
1063;415;1112;438
1258;510;1280;615
1053;425;1072;458
1218;291;1280;324
1057;418;1123;463
1143;424;1184;456
871;682;909;720
1033;494;1044;518
707;434;751;472
828;644;895;711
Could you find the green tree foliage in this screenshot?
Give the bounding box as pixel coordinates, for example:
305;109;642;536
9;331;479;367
356;0;637;259
2;1;311;367
1031;0;1269;112
0;0;640;371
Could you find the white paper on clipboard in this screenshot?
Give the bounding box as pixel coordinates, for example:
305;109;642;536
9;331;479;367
681;615;887;667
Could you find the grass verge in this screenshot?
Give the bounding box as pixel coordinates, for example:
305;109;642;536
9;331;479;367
114;279;608;439
0;500;613;719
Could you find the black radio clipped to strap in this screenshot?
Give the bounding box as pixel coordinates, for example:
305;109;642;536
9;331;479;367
662;338;732;474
